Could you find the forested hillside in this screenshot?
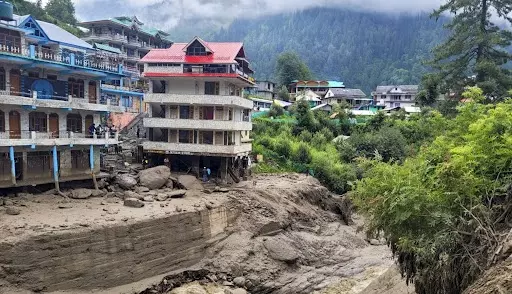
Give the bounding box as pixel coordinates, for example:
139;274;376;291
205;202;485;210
209;8;447;94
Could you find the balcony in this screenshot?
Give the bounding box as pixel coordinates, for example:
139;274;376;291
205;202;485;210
126;54;140;62
82;33;128;44
0;130;119;147
125;40;141;48
0;44;122;75
142;141;252;156
144;118;252;131
145;94;253;109
0;91;135;113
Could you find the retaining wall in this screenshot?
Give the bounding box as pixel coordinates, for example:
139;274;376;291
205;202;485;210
0;206;237;292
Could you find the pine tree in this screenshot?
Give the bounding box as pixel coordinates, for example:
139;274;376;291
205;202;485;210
429;0;512;100
275;52;313;87
45;0;77;25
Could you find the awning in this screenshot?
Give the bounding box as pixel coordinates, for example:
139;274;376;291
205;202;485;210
94;43;122;54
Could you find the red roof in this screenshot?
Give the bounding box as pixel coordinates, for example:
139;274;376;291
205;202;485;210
140;39;244;64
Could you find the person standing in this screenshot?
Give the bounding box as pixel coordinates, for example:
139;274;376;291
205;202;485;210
207;167;211;181
202;167;208;182
136;126;140;138
88;123;96;138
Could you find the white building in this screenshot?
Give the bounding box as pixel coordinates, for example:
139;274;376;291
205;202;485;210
371;85;418;109
324;88;371;107
140;37;254;181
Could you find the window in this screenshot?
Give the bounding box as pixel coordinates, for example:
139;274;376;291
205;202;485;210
381;95;386;99
29;112;47;132
27;151;51;175
0;110;4;132
186;40;207;56
47;74;57;81
205;82;219;95
200;106;214;120
24;20;46;38
179;106;191;119
122;96;133;107
267;83;271;90
200;131;213;144
179;130;192;143
71;150;89;170
66;113;82;133
0;68;4;91
405;95;411;100
68;78;84;98
394;102;401;107
0;153;9;175
28;71;39;78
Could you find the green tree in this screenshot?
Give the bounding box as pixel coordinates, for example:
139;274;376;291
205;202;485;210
277;85;290;101
45;0;77;25
429;0;512;99
416;73;441;106
275;51;313;87
268;102;284;118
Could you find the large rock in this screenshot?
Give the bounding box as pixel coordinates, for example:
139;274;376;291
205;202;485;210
135;186;150;193
5;206;21;215
116;174;137;190
124;198;145;208
178;175;203;190
263;236;299;263
124;191;143;200
155;194;168;202
139;166;171;190
69;188;93;199
168;189;187;198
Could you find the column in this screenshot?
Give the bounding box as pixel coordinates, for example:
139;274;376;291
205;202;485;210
89;145;94;172
9;146;15;184
84;79;90;101
52;145;59;183
5;66;10;95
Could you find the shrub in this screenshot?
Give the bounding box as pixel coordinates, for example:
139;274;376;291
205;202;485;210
268;102;285;118
298;130;313;142
273;138;292;158
311;155;356;194
347;126;407;162
293;143;312;164
311;132;327;149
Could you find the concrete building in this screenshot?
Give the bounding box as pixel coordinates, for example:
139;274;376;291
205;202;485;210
288;80;345;100
247;80;276;100
140;37;255;181
0;9;132;189
371;85;418;109
79;16;172;77
324;88;371;108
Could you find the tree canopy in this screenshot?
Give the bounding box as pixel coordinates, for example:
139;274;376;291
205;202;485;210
275;51;313;87
45;0;77;25
428;0;512;99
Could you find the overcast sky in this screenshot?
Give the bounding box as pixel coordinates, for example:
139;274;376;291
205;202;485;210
40;0;445;30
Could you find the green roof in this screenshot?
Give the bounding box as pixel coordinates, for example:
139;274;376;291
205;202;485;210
327;81;345;88
109;17;172;42
94;43;121;54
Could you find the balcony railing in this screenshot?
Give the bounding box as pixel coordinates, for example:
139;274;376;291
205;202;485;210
0;130;119;141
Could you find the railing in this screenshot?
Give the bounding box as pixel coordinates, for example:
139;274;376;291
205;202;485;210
127;40;141;47
0;129;119;141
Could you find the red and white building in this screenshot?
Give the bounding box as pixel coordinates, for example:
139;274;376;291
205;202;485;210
140;37;255;180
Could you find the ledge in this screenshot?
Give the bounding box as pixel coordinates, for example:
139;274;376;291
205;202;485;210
143;118;252;131
142;141;252;157
145;93;253;109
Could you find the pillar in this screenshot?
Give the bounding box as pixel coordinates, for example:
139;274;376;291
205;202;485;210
5;65;10;95
89;145;94;171
52;145;59;189
9;146;15;184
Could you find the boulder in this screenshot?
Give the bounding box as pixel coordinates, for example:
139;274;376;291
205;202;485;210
168;189;187;198
124;198;145;208
97;178;108;189
69;188;93;199
233;277;246;287
263;237;299;263
124;191;143;200
143;196;154;202
5;206;21;215
116;174;137;190
135;186;150;193
178;175;203;190
225;289;247;294
165;179;174;189
257;221;282;237
91;190;105;197
155;194;168;202
139;166;171;190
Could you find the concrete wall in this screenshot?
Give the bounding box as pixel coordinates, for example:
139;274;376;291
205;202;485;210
0;206;237;292
142;141;252;156
144;118;252;132
145;94;253;109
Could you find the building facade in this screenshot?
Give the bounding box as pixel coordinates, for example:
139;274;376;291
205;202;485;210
324;88;371;108
80;16;172;77
371;85;419;109
140;37;254;181
248;80;276;100
0;11;131;189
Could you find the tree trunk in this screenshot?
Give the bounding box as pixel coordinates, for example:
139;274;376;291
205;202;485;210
476;0;488;83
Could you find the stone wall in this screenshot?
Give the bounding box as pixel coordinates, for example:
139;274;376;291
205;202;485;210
0;206;237;292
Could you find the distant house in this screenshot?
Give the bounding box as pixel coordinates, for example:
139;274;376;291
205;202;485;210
311;103;332;112
324;88;371;107
295;90;322;107
255;80;276;99
371;85;418;109
289;80;345;100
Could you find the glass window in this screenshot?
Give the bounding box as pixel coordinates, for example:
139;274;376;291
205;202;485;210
186;40;207;56
179;106;190;119
204;82;219;95
200;131;213;145
179;130;192;143
29;112;47;132
66;113;82;133
68;78;84;98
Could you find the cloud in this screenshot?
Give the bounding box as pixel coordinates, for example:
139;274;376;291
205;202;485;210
65;0;444;31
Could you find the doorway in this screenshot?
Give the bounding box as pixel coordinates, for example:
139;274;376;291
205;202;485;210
88;81;97;103
8;110;20;139
9;69;20;95
85;115;94;137
49;113;59;138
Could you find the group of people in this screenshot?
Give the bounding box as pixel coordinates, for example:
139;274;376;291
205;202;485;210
202;167;211;182
88;123;117;138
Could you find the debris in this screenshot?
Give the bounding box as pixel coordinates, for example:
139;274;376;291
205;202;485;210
135;186;150;194
160;203;165;208
233;277;246;287
116;174;137;190
165;179;174;189
175;206;183;212
5;207;21;215
263;236;299;263
178;175;203;190
143;196;154;202
123;198;145;208
58;204;72;209
69;188;93;199
139;166;171;190
124;191;143;200
168;190;187;198
370;239;381;246
155;194;168;202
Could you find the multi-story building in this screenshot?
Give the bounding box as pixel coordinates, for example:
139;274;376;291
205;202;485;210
79;16;172;77
288;80;345;100
324;88;371;108
371;85;419;108
246;80;276;100
0;7;133;189
140;37;254;181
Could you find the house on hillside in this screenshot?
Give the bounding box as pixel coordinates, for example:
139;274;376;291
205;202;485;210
295;90;322;107
324;88;371;107
288;80;345;100
140;36;254;181
0;9;133;189
371;85;418;109
251;80;276;100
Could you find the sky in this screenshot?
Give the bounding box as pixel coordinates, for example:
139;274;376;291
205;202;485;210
37;0;445;30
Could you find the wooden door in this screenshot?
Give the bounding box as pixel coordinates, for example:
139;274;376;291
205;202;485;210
9;111;20;139
10;70;20;95
88;82;97;103
49;114;59;138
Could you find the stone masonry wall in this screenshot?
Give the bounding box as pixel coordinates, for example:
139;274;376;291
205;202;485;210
0;206;237;292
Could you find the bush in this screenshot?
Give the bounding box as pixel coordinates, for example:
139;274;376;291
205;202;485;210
268;102;285;118
311;132;327;149
273;138;292;158
298;130;313;142
347;126;407;162
311;155;356;194
293;143;312;164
